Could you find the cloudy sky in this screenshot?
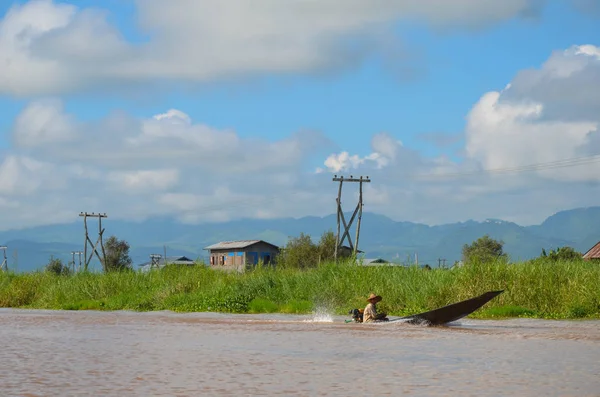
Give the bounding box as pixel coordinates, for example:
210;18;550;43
0;0;599;230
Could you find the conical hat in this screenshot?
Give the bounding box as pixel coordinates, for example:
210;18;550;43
366;293;382;303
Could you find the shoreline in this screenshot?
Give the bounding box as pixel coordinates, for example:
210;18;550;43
1;259;599;321
1;307;599;323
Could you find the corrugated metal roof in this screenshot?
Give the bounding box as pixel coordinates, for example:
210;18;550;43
361;258;390;265
583;241;600;260
204;240;278;250
137;256;195;267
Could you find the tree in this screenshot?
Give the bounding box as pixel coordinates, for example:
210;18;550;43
462;234;506;264
103;236;133;272
543;246;582;261
278;233;318;269
46;256;71;276
317;230;336;264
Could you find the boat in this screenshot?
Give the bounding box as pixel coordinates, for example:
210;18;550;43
347;290;504;326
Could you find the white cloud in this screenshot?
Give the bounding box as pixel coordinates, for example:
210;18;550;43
0;101;333;229
464;45;600;182
315;44;600;224
465;91;598;177
0;0;547;96
501;44;600;121
319;132;401;173
12;99;76;147
571;0;600;16
107;169;180;193
1;43;600;229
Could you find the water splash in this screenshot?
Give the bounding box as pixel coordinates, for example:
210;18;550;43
303;308;334;323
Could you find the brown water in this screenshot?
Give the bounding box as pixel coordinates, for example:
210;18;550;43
0;309;599;396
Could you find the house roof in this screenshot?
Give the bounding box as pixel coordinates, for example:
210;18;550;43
361;258;390;265
138;255;195;267
339;245;364;253
583;241;600;260
204;240;279;251
360;258;406;266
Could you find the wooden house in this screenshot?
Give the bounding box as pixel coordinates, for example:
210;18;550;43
204;240;280;272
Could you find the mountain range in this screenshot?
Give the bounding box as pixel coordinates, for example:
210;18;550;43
1;206;599;272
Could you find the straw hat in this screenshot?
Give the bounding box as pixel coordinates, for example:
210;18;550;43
366;293;382;303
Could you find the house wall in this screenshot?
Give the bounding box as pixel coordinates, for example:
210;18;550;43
209;243;280;272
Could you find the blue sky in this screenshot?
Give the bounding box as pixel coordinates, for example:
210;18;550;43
0;0;599;229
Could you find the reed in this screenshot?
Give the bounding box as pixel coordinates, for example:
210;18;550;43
0;258;598;319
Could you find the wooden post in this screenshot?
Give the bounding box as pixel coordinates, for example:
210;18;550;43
71;251;82;273
150;254;162;270
334;175;343;262
332;175;370;263
83;213;88;271
99;215;106;271
0;246;7;272
354;176;364;257
79;212;107;271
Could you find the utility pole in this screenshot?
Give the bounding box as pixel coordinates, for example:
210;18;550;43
71;251;83;273
332;175;371;261
79;212;107;272
150;254;162;270
0;246;7;272
438;258;447;268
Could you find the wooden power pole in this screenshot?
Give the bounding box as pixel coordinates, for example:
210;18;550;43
332;175;371;262
71;251;83;273
0;245;7;272
150;254;162;270
79;212;107;272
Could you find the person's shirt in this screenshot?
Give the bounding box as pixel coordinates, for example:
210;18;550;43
363;302;377;323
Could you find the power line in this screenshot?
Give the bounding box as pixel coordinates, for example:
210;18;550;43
187;153;600;214
393;153;600;180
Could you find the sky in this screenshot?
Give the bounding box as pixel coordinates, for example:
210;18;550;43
0;0;599;231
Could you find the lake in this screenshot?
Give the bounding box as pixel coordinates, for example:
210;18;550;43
0;309;598;396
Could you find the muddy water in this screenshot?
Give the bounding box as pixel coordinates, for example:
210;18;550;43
0;309;599;396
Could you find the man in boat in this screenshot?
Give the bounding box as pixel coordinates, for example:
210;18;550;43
363;293;388;323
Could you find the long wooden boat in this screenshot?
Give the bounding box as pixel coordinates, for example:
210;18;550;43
347;290;504;325
394;290;504;325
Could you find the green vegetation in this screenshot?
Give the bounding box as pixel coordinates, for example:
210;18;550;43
45;257;72;276
1;233;597;320
276;230;336;269
103;235;133;272
1;257;598;320
462;234;507;264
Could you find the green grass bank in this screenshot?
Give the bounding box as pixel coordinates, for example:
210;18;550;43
1;259;599;320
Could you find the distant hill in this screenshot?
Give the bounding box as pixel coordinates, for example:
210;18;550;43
0;207;599;272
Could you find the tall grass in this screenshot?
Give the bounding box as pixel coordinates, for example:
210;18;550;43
0;259;598;319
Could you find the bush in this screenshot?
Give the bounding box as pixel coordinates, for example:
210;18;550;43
277;230;337;269
541;246;582;261
46;257;71;276
462;235;507;264
103;236;133;272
